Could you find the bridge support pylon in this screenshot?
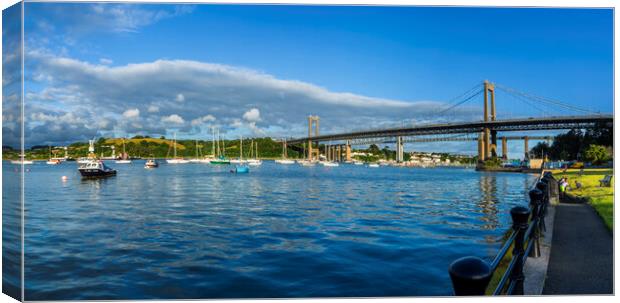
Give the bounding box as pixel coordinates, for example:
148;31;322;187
478;133;485;161
502;137;508;160
345;141;352;162
396;136;404;162
524;136;530;161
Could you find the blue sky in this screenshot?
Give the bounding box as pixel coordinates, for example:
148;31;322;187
5;3;614;156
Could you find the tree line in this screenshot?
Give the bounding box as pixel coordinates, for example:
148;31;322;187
529;122;613;164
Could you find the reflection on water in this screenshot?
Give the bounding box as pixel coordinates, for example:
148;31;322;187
16;161;537;299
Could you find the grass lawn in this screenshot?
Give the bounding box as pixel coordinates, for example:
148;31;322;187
551;168;614;230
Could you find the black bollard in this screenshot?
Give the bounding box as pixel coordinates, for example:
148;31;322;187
449;256;493;296
528;189;544;258
509;206;530;295
535;181;549;231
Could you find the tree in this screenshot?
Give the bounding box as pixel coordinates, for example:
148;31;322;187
530;142;550;159
367;144;381;155
584;144;609;165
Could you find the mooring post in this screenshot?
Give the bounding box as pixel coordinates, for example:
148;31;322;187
448;256;492;296
528;189;544;258
510;206;530;295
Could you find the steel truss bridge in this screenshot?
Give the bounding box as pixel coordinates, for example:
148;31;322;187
287;115;613;145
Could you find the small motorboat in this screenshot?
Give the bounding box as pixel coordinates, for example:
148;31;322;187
353;161;364;165
46;159;61;165
368;163;380;168
232;165;249;173
78;160;117;177
247;159;262;166
275;159;295;164
322;162;339;167
145;159;159;168
299;160;316;167
167;158;190;164
115;159;132;164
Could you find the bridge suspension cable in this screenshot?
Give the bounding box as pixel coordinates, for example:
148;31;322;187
494;83;600;115
433;82;483;115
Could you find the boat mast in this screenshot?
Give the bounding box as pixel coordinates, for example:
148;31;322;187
240;136;243;160
211;127;215;157
173;133;177;158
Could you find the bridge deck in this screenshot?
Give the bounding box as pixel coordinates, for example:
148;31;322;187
287;115;612;144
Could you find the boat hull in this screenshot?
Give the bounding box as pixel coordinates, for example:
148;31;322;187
78;168;117;177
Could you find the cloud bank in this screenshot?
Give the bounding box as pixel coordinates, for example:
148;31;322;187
20;51;479;146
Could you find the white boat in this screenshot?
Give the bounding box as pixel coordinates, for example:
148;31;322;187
275;139;295;164
275;159;295;164
115;138;132;164
322;162;339;167
353;161;364;165
167;158;190;164
246;140;262;166
248;160;262;166
299;160;316;166
230;159;247;164
368;163;380;168
166;133;189;164
11;160;33;165
46;159;61;165
189;140;205;163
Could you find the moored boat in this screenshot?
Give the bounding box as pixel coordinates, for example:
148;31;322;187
115;138;132;164
79;160;117;177
46;159;61;165
145;159;159;168
166;133;189;164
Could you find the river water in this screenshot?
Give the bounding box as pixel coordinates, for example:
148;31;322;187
3;160;537;299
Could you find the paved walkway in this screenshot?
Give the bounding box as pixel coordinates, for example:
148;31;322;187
542;200;613;295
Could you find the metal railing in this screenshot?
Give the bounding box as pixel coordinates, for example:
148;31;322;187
448;171;554;295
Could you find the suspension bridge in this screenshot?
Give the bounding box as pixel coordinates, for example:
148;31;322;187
286;80;612;162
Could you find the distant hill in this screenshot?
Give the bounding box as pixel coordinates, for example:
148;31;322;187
105;138;187;150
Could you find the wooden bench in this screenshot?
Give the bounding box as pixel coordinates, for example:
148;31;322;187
599;175;613;187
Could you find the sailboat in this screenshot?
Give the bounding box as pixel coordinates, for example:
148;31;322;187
247;140;262;166
189;140;204;163
167;133;189;164
115;138;132;164
46;146;61;165
210;129;230;165
275;139;295;164
230;136;247;164
233;136;249;173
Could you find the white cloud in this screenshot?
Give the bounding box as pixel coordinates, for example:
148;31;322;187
191;114;216;126
99;58;113;65
175;93;185;102
122;108;140;119
23;52;482;145
161;114;185;124
242;108;261;122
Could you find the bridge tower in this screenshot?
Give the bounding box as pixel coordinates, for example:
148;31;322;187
501;136;508;160
307;115;320;161
483;80;497;159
